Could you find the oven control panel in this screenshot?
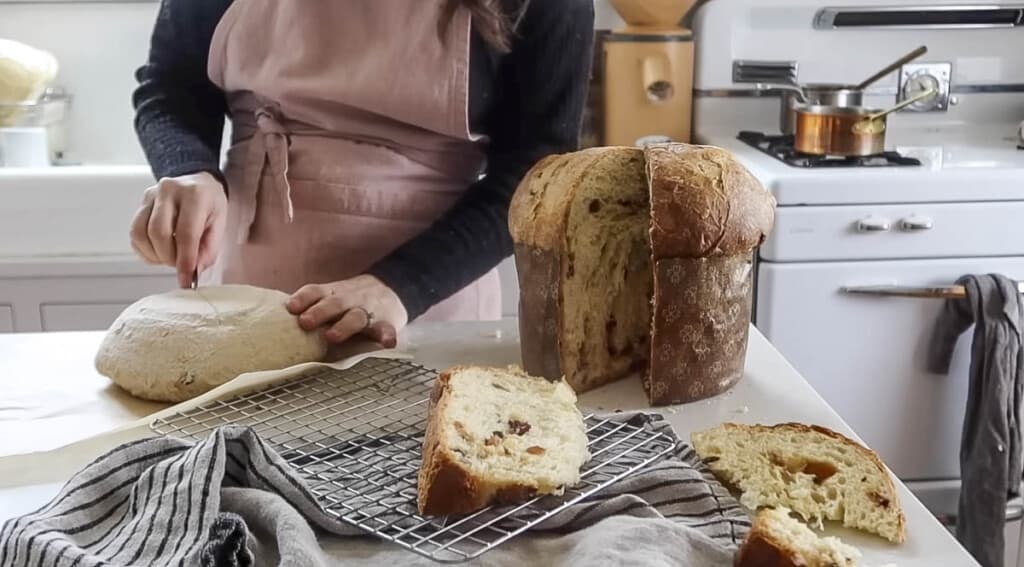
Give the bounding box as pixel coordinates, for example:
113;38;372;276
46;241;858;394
760;201;1024;262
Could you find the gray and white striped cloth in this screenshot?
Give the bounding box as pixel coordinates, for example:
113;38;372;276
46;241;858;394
0;414;750;567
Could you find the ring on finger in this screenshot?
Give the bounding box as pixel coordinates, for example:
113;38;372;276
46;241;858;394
346;306;375;330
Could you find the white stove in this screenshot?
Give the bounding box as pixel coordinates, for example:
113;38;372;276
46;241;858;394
692;0;1024;564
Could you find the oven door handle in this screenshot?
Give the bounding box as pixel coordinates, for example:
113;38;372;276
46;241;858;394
840;282;1024;300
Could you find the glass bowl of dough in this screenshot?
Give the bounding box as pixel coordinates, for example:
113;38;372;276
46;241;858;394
0;87;70;128
0;88;70;167
0;38;61;126
0;38;69;166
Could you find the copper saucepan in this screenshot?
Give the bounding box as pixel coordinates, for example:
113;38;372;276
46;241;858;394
773;45;928;135
794;88;936;157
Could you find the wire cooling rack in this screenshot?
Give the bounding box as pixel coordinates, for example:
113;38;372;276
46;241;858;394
151;358;676;563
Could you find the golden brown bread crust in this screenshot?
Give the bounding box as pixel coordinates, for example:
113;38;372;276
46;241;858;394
646;144;776;260
734;529;808;567
416;366;540;517
508;147;641;251
703;422;907;544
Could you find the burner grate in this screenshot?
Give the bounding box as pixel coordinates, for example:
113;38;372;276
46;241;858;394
738;131;922;168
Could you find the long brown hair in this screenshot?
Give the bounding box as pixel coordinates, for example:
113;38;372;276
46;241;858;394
440;0;528;54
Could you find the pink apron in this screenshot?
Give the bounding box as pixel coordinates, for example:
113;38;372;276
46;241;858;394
205;0;502;322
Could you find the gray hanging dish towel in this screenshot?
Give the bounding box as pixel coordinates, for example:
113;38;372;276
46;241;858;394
929;274;1024;567
0;413;750;567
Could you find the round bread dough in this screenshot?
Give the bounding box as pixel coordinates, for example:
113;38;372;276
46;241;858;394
95;285;327;403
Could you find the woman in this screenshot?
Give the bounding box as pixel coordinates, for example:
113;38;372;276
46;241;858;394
129;0;594;347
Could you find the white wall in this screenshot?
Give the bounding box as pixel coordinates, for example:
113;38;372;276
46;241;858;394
0;1;158;165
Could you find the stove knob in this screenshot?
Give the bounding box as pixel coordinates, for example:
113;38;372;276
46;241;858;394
900;215;934;231
901;73;942;112
856;216;891;233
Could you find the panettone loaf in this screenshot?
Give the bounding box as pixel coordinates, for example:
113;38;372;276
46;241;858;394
417;366;589;517
509;143;775;404
692;422;906;543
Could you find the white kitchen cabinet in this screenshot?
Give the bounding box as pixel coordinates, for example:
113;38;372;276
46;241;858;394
40;303;135;332
0;257;176;333
0;305;13;333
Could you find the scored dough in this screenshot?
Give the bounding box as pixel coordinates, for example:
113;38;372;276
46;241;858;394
95;285;328;403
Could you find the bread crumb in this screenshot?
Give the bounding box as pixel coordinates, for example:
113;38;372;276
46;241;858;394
453;421;472;441
484;432;503;447
481;329;503;339
735;405;749;414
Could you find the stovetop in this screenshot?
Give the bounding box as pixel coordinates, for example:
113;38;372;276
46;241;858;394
699;126;1024;206
737;131;922;168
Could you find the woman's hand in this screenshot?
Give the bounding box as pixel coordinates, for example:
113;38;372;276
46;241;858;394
130;172;228;288
287;275;408;347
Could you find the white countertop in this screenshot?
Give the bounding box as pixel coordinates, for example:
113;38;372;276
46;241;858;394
0;321;978;566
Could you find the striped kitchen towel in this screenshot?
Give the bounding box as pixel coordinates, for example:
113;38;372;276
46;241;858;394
0;413;750;567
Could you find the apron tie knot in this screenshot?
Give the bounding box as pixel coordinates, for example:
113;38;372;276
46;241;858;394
236;105;295;244
255;106;290;136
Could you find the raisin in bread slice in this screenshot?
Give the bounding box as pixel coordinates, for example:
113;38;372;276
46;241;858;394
417;365;590;516
736;507;862;567
692;423;906;543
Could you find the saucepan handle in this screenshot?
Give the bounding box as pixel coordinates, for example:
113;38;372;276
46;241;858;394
755;82;807;103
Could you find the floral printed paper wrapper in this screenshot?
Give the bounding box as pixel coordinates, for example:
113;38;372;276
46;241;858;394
646;254;754;405
514;244;565;382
